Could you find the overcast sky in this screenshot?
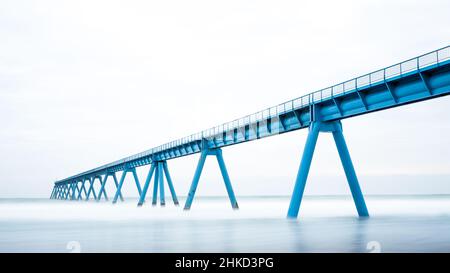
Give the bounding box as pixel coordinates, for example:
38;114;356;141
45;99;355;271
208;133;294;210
1;0;450;198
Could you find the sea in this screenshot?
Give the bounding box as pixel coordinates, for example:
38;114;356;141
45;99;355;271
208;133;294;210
0;195;449;253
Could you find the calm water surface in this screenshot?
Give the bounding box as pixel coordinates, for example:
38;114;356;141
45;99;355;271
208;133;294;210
0;195;449;252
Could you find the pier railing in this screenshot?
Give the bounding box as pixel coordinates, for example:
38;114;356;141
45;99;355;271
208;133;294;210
57;45;450;182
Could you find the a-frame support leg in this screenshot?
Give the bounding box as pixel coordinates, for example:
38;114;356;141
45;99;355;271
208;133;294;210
215;149;239;209
53;186;59;199
71;182;77;200
50;186;56;199
62;185;68;199
64;184;70;200
97;174;109;201
112;171;126;204
158;163;165;206
287;121;369;218
112;173;124;202
68;183;73;200
287;122;320;218
63;184;69;200
77;179;88;200
184;144;238;210
163;161;179;205
137;163;156;206
85;177;96;201
76;181;83;200
152;165;159;205
184;149;208;210
137;161;178;207
332;126;369;217
113;168;142;204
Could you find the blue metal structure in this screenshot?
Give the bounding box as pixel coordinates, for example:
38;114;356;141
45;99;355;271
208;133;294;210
51;46;450;218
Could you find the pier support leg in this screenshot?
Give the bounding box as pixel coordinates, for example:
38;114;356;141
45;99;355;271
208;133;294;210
287;121;369;218
71;182;77;200
163;161;179;205
51;186;56;199
332;127;369;217
159;163;165;206
131;168;142;196
86;178;97;201
68;183;73;200
137;161;178;207
184;144;238;210
112;168;141;204
62;186;67;199
97;175;109;201
112;171;127;204
184;149;208;210
152;165;159;205
138;164;156;206
76;181;83;200
287;122;320;218
53;186;58;199
64;184;70;200
50;186;56;199
77;179;87;200
216;149;239;209
112;173;124;202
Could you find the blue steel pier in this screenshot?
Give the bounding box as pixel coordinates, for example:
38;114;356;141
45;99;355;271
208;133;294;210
50;46;450;218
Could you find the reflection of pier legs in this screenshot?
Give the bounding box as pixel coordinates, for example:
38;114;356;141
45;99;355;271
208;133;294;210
138;161;179;207
288;121;369;218
184;146;238;210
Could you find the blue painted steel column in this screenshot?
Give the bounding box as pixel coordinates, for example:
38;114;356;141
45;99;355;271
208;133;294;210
131;168;142;196
75;180;84;200
82;180;88;199
111;173;123;201
64;184;70;200
62;184;67;199
68;183;72;200
85;178;93;200
86;177;97;201
152;164;159;205
50;186;56;199
54;186;59;199
71;182;77;200
184;149;208;210
287;121;321;218
77;179;86;200
76;181;83;200
162;161;179;205
77;181;83;200
51;186;56;199
112;171;127;204
68;183;72;199
138;164;156;206
215;149;239;209
332;125;369;217
64;184;69;199
97;174;109;201
159;163;165;206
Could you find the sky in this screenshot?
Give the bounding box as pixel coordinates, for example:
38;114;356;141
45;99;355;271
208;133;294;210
0;0;450;197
